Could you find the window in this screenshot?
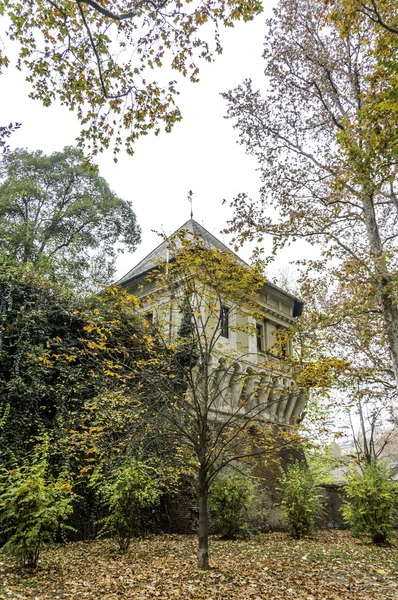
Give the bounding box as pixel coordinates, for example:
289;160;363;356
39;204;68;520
279;331;288;358
256;323;264;351
220;305;229;338
264;319;289;356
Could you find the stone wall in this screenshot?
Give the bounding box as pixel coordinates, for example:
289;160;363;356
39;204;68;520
161;483;348;534
317;484;347;529
160;491;199;534
65;480;349;541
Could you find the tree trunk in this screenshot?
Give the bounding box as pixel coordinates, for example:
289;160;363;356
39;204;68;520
378;282;398;388
362;194;398;389
198;467;209;570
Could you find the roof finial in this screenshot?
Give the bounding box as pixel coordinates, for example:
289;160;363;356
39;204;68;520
188;190;193;220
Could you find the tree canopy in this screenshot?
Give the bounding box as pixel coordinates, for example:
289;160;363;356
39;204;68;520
0;0;263;154
0;146;141;286
223;0;398;390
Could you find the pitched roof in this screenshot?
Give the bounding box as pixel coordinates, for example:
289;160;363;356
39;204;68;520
117;219;303;316
116;219;247;285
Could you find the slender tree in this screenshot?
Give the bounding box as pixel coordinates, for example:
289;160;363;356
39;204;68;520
121;232;304;568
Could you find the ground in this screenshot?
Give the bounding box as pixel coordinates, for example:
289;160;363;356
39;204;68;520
1;531;397;599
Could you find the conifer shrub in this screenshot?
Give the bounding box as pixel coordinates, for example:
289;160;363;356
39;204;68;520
279;461;323;539
209;473;260;539
0;443;74;568
99;457;161;551
342;460;397;545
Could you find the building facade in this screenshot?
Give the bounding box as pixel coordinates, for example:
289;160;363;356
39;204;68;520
118;219;307;428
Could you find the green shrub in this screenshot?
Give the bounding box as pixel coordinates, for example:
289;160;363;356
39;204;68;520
342;460;397;545
279;461;323;539
99;457;161;551
0;444;75;568
209;473;260;539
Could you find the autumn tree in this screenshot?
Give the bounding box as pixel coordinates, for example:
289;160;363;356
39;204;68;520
0;262;149;464
0;0;263;154
348;398;398;466
223;0;398;390
275;256;398;487
302;257;394;390
0;258;191;542
0;147;141;287
328;0;398;100
119;231;304;569
331;0;398;34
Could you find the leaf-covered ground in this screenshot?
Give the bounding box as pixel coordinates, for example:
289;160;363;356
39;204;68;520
1;531;397;600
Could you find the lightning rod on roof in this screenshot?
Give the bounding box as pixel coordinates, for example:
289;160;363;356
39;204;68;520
188;190;193;219
161;224;169;273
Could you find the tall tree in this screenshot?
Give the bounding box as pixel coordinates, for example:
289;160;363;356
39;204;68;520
292;260;398;456
120;232;304;568
329;0;398;37
0;146;141;286
223;0;398;389
0;0;263;154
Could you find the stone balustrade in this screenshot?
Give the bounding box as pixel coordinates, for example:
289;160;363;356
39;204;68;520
201;353;307;426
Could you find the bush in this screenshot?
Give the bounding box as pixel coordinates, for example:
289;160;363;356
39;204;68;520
342;460;397;545
209;473;260;539
279;461;323;539
99;457;161;551
0;443;75;568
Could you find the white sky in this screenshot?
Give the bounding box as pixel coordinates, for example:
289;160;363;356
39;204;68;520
0;5;316;283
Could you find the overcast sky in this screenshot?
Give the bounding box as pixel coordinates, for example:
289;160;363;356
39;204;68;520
0;4;315;283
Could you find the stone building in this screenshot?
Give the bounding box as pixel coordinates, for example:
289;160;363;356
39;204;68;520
117;219;308;532
118;218;307;428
